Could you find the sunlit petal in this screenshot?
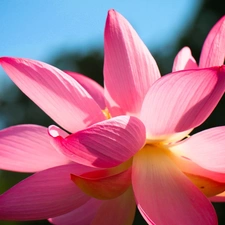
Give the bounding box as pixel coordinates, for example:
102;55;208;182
104;9;160;115
0;57;105;133
172;47;198;71
199;16;225;67
141;67;225;139
170;126;225;173
132;145;217;225
0;125;70;172
65;71;106;109
49;116;146;168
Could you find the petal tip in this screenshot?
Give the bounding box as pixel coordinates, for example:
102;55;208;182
107;9;117;17
0;56;11;64
48;125;60;138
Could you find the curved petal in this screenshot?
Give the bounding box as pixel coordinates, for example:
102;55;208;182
65;71;106;109
132;145;217;225
209;191;225;202
141;66;225;139
172;47;198;71
49;198;102;225
170;151;225;198
104;9;161;116
91;187;136;225
170;126;225;173
50;187;136;225
0;124;70;172
0;57;105;133
184;173;225;198
71;168;131;200
0;164;94;221
169;150;225;184
49;116;146;168
199;16;225;68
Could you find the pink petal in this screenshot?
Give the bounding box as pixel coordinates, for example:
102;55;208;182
104;88;126;117
49;198;102;225
171;152;225;200
0;57;105;133
141;66;225;139
172;47;198;71
91;187;136;225
50;187;135;225
209;192;225;202
199;16;225;67
0;164;94;221
170;150;225;184
104;9;161;116
49;116;146;168
70;168;131;200
65;71;106;109
170;126;225;173
132;145;217;225
0;125;70;172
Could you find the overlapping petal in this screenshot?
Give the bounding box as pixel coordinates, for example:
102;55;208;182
0;57;105;133
65;71;106;109
170;126;225;173
199;16;225;68
91;187;136;225
169;151;225;184
141;66;225;139
49;116;146;168
71;168;131;200
49;198;102;225
209;192;225;202
172;47;198;71
170;151;225;196
132;145;217;225
0;125;70;172
50;187;135;225
104;10;160;115
0;164;94;221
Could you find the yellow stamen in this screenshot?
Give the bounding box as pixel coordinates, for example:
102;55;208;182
102;108;111;119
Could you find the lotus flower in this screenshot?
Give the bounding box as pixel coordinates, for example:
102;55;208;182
0;9;225;225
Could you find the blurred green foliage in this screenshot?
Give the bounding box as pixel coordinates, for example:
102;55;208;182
0;0;225;224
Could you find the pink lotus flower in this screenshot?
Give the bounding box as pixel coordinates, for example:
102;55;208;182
0;9;225;225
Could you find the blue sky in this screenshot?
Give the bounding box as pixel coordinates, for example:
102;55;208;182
0;0;202;128
0;0;202;62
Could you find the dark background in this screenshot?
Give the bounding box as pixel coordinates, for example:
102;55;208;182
0;0;225;224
